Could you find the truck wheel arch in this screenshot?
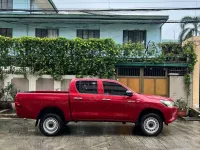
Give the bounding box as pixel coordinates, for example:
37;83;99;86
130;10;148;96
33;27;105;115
136;108;165;124
35;107;65;126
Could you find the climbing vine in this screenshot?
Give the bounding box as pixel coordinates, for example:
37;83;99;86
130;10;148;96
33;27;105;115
0;36;120;80
160;42;197;100
0;36;197;88
182;42;197;98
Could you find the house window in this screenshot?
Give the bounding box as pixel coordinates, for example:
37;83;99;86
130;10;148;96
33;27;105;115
0;28;12;37
123;30;146;44
0;0;13;9
77;30;100;39
35;29;59;38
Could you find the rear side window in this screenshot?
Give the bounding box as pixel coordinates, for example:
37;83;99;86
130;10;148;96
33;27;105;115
76;81;98;94
103;81;127;96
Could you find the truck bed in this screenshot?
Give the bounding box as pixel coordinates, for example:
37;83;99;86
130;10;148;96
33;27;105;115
15;92;71;120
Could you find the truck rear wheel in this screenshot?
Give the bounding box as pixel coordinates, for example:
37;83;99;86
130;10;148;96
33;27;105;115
39;113;64;136
140;113;163;136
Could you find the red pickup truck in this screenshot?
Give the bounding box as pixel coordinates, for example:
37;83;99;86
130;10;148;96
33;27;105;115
15;78;178;136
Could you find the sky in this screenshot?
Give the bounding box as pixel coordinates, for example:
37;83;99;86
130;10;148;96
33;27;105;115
52;0;200;40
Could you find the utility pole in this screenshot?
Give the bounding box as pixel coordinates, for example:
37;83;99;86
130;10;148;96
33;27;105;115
108;0;111;9
174;30;176;40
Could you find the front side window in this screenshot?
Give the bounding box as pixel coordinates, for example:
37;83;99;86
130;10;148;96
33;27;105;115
123;30;146;45
103;81;127;96
77;30;100;39
35;29;59;38
76;81;98;94
0;28;12;37
0;0;13;9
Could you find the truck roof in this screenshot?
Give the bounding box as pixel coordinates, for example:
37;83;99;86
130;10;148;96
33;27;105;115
71;78;117;82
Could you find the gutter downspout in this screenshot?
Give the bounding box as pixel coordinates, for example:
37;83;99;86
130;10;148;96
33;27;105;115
48;0;59;13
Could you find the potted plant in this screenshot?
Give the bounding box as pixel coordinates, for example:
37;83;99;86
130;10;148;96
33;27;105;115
0;83;17;110
175;98;188;117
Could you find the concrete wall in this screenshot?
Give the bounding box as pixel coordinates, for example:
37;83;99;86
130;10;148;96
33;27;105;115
0;22;162;44
11;78;29;92
2;74;76;92
36;78;54;91
169;75;188;101
183;37;200;108
61;79;72;91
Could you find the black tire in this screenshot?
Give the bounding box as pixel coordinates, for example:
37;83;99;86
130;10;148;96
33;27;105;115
39;113;64;136
134;122;141;131
140;113;163;136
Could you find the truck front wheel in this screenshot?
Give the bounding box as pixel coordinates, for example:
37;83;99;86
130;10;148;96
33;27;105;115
39;113;64;136
140;113;163;136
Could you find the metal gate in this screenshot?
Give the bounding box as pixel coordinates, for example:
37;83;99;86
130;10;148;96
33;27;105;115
117;67;168;97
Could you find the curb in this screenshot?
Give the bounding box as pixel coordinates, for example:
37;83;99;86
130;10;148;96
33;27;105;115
181;117;200;121
0;114;18;118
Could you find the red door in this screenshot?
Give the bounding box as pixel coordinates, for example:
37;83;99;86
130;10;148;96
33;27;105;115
69;80;103;121
100;81;134;121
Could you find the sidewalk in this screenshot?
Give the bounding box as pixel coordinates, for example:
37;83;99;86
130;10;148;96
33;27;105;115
0;109;17;118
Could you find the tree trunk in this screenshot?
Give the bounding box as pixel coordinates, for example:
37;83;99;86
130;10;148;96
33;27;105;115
195;24;198;36
195;30;198;36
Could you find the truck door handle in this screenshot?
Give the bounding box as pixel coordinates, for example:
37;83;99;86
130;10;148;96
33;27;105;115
128;100;135;103
102;98;111;101
74;97;82;100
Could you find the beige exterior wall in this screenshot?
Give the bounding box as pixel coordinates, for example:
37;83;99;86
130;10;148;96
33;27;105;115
11;78;29;92
169;75;192;106
61;79;72;91
1;74;76;92
36;78;54;91
184;37;200;108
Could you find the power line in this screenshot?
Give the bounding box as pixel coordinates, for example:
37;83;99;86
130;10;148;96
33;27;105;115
1;7;200;12
4;1;200;4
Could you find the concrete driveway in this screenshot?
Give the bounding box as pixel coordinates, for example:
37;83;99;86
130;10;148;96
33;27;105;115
0;118;200;150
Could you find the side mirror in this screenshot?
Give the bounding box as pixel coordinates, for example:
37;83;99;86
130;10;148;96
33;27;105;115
125;90;133;97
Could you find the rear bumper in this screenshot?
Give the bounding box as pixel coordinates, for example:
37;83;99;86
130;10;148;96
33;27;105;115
164;107;178;124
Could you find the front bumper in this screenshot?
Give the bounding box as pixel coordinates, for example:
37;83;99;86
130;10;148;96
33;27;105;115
164;106;178;124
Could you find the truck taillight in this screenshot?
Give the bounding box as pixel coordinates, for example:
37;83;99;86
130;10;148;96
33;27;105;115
15;98;21;108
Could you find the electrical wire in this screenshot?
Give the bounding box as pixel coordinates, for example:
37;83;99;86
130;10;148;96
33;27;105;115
3;1;200;4
1;7;200;12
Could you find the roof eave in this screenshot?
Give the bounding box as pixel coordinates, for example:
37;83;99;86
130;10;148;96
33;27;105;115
0;14;169;20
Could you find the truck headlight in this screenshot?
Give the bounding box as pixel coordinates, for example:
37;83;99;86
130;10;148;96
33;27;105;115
160;100;174;108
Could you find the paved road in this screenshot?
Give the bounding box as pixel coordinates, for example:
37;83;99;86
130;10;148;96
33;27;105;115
0;118;200;150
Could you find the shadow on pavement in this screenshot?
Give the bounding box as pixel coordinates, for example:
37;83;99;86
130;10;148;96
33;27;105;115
61;123;144;136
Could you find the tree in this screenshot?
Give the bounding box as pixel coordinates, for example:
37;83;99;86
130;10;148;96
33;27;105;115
179;16;200;43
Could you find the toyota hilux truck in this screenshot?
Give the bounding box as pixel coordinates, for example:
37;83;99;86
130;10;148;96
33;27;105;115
15;78;178;136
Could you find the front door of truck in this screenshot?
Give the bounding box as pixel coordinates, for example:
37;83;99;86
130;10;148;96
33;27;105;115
70;80;102;121
100;81;131;121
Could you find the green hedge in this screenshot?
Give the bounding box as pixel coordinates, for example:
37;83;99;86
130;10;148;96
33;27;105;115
0;36;196;80
0;36;122;79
